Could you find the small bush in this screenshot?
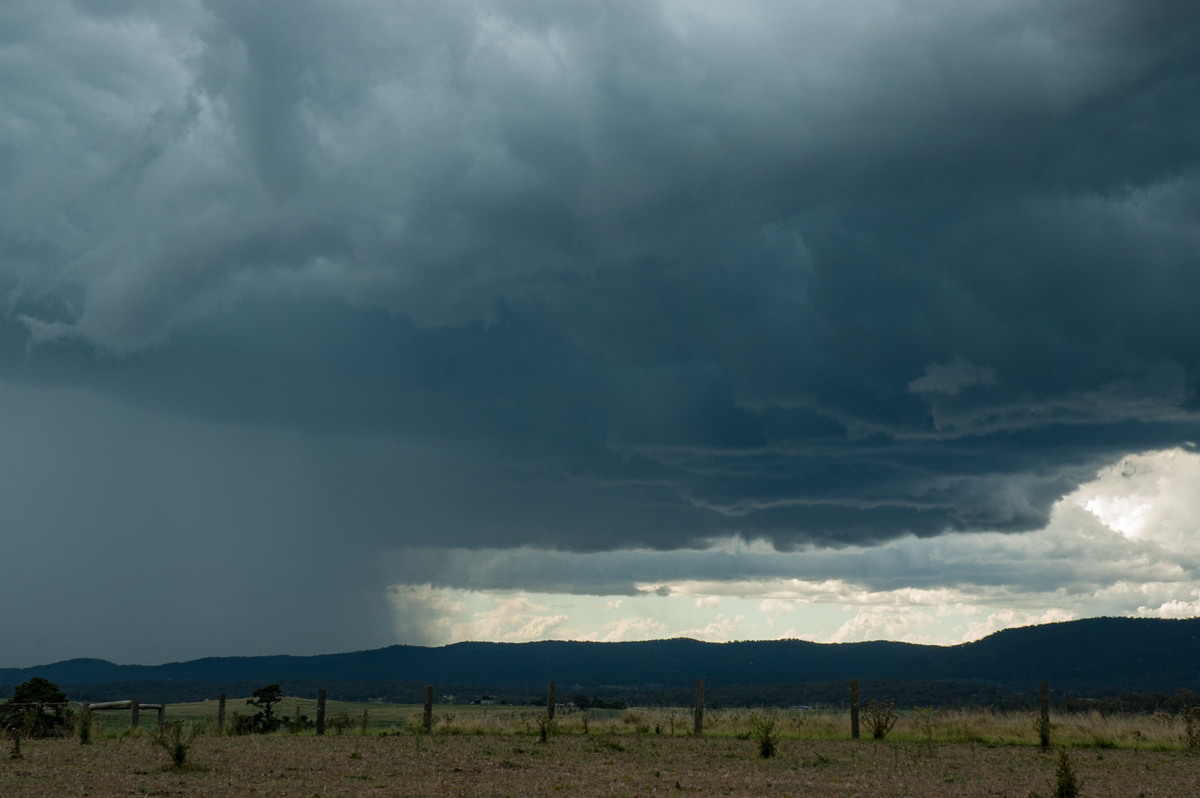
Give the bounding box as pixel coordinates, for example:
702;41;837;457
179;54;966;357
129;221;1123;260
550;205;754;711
154;720;200;769
229;713;257;736
913;706;935;742
1033;711;1052;747
1;678;72;738
328;712;354;736
77;707;93;745
535;713;556;743
284;714;314;733
1053;748;1079;798
748;713;779;758
1182;706;1200;749
863;699;899;740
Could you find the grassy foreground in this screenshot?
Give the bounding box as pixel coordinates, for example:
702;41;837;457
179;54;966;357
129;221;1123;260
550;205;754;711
6;702;1200;796
128;700;1200;749
5;732;1200;797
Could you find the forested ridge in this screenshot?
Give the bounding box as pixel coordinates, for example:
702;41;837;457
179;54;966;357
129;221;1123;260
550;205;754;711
3;617;1197;705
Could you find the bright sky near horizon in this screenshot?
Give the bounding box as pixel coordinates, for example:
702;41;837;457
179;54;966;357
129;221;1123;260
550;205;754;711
2;1;1200;667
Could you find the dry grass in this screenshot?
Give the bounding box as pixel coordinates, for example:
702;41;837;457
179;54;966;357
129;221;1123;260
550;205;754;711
14;701;1195;796
114;701;1200;750
4;731;1200;797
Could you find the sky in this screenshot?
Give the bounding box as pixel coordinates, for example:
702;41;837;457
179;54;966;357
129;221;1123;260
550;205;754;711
1;0;1199;668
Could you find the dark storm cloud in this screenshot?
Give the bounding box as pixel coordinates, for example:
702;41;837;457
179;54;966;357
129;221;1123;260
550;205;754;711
3;0;1200;567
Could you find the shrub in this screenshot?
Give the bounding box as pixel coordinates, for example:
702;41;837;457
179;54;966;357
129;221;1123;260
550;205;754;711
748;713;779;758
328;712;354;735
77;707;93;745
1033;711;1052;747
229;712;257;736
1053;748;1079;798
862;699;899;740
1;677;72;738
913;706;935;742
1180;706;1200;749
154;720;201;769
284;714;314;733
535;713;556;743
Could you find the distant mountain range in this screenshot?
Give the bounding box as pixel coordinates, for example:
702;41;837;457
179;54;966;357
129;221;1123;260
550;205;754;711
3;617;1198;705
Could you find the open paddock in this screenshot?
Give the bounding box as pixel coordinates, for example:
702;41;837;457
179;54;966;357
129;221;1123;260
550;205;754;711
4;730;1200;797
152;700;1200;750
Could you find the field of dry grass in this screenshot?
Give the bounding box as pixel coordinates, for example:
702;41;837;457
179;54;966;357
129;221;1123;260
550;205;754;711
5;730;1200;797
6;702;1200;797
153;700;1195;750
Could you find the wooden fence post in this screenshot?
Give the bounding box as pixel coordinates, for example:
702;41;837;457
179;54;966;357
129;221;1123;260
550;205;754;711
157;705;166;733
423;685;433;733
693;679;705;736
130;699;140;730
1039;681;1050;748
547;682;557;720
218;694;226;735
850;680;860;740
315;690;327;736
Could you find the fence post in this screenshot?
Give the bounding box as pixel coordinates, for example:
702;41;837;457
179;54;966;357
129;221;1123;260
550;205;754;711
218;694;226;735
315;690;327;736
423;685;433;733
547;682;557;720
850;680;860;740
157;705;166;733
693;679;705;736
130;699;140;730
1039;681;1050;748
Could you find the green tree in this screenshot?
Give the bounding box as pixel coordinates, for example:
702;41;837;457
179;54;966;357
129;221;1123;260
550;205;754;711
2;677;71;737
246;684;283;733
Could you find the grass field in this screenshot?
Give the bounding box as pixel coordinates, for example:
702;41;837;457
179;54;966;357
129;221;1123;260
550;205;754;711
5;701;1200;797
145;700;1200;750
5;730;1200;797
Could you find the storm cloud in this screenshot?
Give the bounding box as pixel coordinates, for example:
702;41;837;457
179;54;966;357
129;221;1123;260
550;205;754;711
2;0;1199;664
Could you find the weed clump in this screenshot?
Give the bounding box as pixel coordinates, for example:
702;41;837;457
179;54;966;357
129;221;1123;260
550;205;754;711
748;713;779;758
863;699;899;740
535;713;556;743
154;720;201;769
328;712;354;735
1182;706;1200;749
1053;748;1080;798
77;707;93;745
913;706;935;742
1028;749;1080;798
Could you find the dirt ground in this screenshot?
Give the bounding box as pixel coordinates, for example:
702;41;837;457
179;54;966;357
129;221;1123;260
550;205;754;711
4;733;1200;797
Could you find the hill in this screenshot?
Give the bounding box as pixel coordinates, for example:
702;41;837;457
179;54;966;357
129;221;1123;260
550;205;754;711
2;617;1197;705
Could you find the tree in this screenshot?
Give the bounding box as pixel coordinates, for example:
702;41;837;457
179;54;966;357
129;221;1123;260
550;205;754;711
246;684;283;733
2;677;71;737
